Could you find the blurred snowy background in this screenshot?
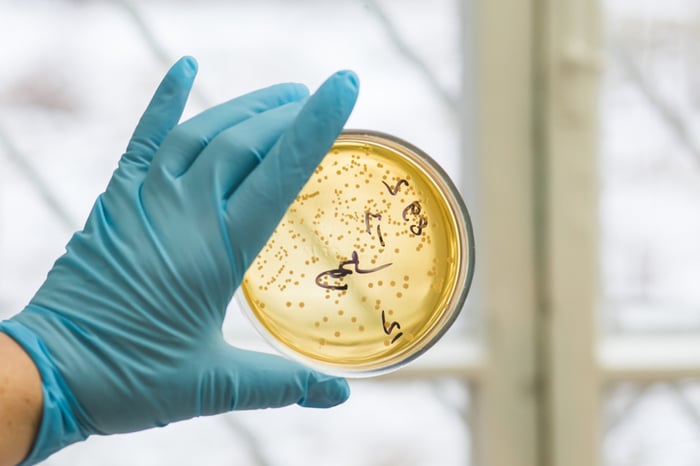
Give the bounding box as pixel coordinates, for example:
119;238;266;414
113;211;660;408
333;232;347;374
4;0;700;465
600;0;700;465
0;1;472;465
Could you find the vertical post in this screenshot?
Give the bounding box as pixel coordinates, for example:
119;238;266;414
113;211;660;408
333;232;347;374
467;1;540;465
536;0;602;464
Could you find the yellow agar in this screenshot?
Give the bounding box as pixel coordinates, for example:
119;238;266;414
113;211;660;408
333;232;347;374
241;134;463;372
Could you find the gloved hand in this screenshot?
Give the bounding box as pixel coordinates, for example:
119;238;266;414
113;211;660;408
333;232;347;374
0;56;359;464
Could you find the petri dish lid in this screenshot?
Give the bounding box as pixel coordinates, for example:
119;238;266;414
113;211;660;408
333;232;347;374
238;130;475;377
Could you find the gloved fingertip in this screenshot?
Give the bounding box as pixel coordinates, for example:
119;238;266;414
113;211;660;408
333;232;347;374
167;56;198;81
320;70;360;103
332;69;359;91
288;82;312;100
180;56;199;77
299;373;351;408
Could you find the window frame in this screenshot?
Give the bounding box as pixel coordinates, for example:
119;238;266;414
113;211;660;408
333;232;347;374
464;0;603;464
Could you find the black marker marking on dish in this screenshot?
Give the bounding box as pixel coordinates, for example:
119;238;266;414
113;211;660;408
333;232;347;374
410;217;428;236
315;251;392;291
381;310;403;343
364;211;385;247
402;201;428;236
382;179;409;196
402;200;422;221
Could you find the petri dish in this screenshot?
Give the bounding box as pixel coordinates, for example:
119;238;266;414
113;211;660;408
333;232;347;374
239;130;475;377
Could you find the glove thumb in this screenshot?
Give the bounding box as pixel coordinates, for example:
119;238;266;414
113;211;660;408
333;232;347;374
198;345;350;415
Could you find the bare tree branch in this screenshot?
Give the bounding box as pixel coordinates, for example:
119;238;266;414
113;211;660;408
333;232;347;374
604;384;650;435
671;382;700;437
365;0;459;116
0;123;78;231
611;40;700;164
109;0;212;108
222;415;273;466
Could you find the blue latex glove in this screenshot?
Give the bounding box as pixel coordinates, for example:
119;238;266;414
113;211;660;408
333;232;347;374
0;56;359;464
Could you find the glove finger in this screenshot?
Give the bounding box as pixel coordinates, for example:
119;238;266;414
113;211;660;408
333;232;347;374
199;346;350;415
224;70;359;272
183;100;305;199
121;56;197;176
148;82;310;181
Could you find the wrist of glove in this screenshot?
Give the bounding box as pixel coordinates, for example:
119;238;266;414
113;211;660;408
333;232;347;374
2;56;359;465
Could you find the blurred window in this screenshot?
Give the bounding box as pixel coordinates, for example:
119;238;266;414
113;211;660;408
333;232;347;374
601;1;700;465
